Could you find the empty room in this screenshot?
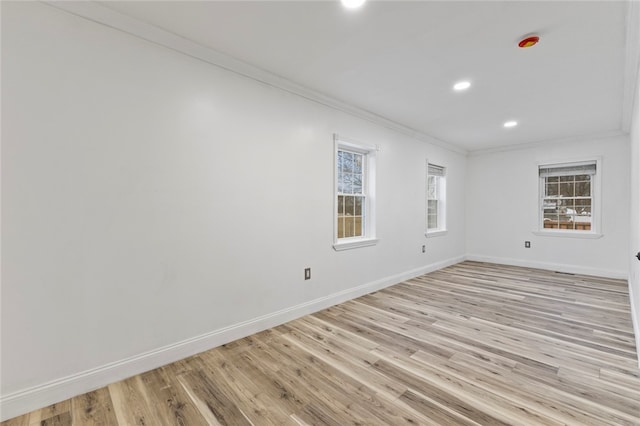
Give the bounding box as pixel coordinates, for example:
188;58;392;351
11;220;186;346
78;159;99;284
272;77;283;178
2;0;640;424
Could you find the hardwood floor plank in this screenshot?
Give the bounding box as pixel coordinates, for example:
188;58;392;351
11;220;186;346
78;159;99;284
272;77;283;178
0;416;29;426
108;376;163;426
28;401;70;425
199;347;296;425
39;413;72;426
600;367;640;393
177;369;252;426
398;389;482;426
70;388;119;425
138;367;208;426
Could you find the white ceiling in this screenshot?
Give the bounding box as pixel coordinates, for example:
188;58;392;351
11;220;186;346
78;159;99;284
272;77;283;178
95;1;634;152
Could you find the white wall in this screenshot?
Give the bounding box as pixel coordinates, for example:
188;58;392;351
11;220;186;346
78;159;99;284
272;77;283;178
0;2;466;418
466;134;630;278
629;56;640;365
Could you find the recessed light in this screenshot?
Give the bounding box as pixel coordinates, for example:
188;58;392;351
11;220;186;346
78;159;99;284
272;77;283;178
341;0;366;9
453;81;471;91
504;121;518;128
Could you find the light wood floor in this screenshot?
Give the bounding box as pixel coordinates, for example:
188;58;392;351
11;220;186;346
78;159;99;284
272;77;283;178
3;261;640;425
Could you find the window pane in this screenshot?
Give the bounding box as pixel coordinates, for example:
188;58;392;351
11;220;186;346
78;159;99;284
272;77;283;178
428;196;438;230
575;174;590;182
544;213;559;222
337;151;344;174
547;176;559;183
352;174;362;194
559;176;574;182
354;196;362;216
428;200;437;215
561;211;573;223
342;152;354;173
354;154;362;174
427;185;436;199
427;176;437;199
338;217;345;238
344;217;355;238
559;182;574;197
577;206;591;216
575;181;590;197
575;199;591;208
345;195;355;216
543;198;560;209
543;212;559;229
427;214;437;229
354;216;363;237
574;210;591;220
337;195;344;216
342;173;353;194
545;182;559;197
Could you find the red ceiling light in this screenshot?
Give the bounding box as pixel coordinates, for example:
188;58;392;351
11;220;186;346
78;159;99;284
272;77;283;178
518;35;540;48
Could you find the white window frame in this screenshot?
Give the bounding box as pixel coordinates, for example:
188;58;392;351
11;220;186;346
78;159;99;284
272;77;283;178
333;135;378;251
534;157;603;239
426;161;447;237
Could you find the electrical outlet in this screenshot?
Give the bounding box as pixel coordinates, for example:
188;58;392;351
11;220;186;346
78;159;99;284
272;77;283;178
422;245;426;253
304;268;311;280
525;241;531;248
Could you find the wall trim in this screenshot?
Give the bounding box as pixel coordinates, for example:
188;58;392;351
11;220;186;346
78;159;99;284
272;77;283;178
467;130;627;157
0;255;464;421
465;254;627;280
41;1;465;156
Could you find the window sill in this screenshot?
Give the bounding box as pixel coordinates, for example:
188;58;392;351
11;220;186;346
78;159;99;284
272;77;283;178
425;230;448;238
333;238;379;251
532;230;603;239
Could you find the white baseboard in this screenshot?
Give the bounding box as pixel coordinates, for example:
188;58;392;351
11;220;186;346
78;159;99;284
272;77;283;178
465;254;627;280
0;255;464;421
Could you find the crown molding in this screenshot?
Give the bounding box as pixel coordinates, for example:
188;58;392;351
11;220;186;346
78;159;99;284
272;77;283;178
467;129;627;157
42;1;466;155
622;0;640;132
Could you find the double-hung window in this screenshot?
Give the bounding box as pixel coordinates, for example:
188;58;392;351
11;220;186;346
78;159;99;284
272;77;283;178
334;136;377;251
538;159;600;235
426;163;446;236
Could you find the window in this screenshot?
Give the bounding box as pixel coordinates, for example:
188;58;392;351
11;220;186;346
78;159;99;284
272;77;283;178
538;160;600;235
427;163;446;236
337;149;364;238
334;136;377;250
